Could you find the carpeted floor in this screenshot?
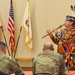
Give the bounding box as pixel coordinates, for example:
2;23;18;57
24;71;33;75
24;71;75;75
68;71;75;75
11;71;33;75
11;71;75;75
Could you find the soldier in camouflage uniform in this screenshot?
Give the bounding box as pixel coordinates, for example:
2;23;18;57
32;42;65;75
0;41;24;75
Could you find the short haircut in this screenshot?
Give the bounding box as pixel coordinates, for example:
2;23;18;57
0;41;7;50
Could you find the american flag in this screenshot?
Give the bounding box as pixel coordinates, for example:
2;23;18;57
8;0;15;52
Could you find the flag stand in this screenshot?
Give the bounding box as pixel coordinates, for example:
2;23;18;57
14;26;22;58
1;27;10;56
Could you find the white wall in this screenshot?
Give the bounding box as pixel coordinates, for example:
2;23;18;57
0;0;75;67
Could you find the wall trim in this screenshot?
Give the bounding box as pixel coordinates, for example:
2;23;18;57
16;58;33;61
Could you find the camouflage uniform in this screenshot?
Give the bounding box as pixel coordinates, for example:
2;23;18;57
0;52;24;75
32;50;65;75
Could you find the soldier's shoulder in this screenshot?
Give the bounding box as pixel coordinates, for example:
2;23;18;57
7;56;12;59
52;51;60;56
6;56;15;62
33;53;44;61
52;52;63;59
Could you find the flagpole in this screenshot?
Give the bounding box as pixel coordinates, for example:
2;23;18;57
1;27;10;56
11;0;13;57
14;26;22;58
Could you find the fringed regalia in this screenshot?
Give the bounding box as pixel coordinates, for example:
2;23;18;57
52;28;75;70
